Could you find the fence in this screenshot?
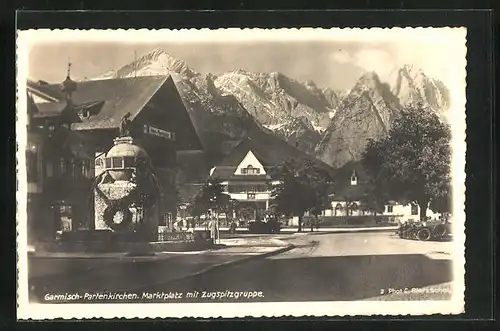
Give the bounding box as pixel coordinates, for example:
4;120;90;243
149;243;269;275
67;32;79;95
157;229;194;242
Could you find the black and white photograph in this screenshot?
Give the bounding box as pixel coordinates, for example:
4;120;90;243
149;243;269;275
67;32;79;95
16;28;466;319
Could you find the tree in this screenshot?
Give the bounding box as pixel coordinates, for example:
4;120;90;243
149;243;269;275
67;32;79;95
191;177;231;220
359;180;388;216
271;159;333;232
361;103;451;222
429;184;452;214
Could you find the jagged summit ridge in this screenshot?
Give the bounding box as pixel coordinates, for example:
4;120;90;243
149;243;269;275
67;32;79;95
389;64;450;112
316;67;450;168
89;48;450;166
316;71;399;168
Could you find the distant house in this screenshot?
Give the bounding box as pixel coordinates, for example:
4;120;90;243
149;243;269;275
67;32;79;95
324;161;439;222
208;135;334;223
26;74;204;236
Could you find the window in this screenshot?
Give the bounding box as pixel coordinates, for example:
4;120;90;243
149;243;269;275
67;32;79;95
70;159;76;178
59;158;67;175
79;160;88;177
351;176;357;186
112;157;123;168
386;205;393;213
230;185;239;193
59;204;73;232
46;161;53;178
105;158;112;168
334;203;343;216
242;165;260;175
159;215;167;226
411;204;419;215
256;184;268;192
123;156;135;168
95;159;103;167
26;150;38;182
83;160;92;178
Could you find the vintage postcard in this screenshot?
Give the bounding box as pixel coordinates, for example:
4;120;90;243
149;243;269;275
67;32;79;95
16;27;466;319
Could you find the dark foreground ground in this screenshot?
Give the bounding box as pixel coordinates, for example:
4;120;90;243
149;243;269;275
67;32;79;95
29;232;454;303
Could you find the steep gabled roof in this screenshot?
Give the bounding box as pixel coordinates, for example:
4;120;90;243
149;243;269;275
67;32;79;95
330;161;372;201
71;76;169;130
219;132;332;169
216;137;270;167
211;132;334;180
32;102;67;118
29;76;169;130
27;80;64;102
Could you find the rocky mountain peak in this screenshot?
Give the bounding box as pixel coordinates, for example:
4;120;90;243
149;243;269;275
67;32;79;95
95;47;197;80
88;47;450;169
389;64;450;112
354;71;383;90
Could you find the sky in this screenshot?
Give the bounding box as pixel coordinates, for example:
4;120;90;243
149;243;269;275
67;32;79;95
26;29;466;92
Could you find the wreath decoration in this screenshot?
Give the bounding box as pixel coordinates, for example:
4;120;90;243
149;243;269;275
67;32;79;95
93;167;163;232
103;199;134;231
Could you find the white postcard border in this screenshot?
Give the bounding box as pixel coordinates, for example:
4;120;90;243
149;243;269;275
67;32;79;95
16;27;467;319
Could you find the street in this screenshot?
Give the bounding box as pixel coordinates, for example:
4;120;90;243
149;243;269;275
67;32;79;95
28;231;454;303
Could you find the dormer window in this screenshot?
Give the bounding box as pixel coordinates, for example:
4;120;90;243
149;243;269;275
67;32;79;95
350;170;358;186
241;165;260;175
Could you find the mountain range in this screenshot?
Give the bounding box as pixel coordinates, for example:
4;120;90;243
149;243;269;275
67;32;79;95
93;47;450;169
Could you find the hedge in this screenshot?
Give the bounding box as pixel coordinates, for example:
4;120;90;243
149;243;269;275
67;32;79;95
302;215;400;226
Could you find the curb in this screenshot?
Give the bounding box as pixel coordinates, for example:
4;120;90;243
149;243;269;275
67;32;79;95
123;243;295;292
28;245;229;260
303;228;399;235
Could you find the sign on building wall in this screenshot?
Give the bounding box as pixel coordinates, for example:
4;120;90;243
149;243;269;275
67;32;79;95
143;125;176;141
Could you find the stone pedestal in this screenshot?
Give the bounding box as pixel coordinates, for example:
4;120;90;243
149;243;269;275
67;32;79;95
94;181;137;230
94;180;160;237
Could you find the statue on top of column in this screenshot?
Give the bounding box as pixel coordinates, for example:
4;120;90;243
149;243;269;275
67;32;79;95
119;112;132;137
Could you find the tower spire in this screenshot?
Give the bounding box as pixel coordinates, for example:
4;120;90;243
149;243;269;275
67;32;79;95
62;56;77;103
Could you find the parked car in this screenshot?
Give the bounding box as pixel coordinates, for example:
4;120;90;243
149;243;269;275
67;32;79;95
248;219;281;234
397;220;451;241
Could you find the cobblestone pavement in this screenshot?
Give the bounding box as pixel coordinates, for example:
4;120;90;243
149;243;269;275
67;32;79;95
28;232;455;303
28;237;292;302
133;232;455;302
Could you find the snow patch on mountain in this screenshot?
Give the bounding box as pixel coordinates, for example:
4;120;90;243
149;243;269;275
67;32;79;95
388;64;450;112
263;123;287;131
89;48;451;166
94;48;198;80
